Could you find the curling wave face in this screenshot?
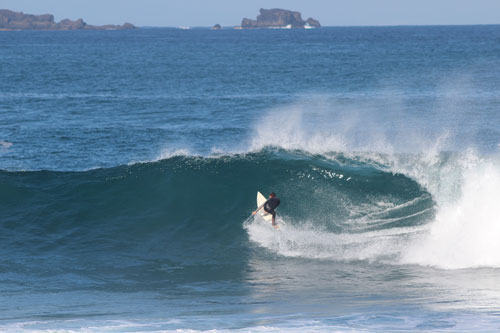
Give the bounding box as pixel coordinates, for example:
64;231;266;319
0;149;431;273
2;146;500;275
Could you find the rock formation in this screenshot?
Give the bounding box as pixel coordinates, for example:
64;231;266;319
0;9;136;30
212;24;222;30
306;18;321;28
240;8;321;29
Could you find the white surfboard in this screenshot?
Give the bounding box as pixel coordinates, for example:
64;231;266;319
256;191;273;222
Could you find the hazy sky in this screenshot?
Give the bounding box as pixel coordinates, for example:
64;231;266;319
2;0;500;27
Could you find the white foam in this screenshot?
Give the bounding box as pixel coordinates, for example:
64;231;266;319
0;319;185;333
245;216;424;261
154;147;193;160
127;147;194;165
401;159;500;269
4;314;498;332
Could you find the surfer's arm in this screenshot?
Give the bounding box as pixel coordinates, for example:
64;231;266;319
253;202;266;215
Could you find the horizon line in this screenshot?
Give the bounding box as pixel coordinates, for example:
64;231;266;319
142;23;500;28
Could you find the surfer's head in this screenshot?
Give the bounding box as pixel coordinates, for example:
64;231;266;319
269;192;276;198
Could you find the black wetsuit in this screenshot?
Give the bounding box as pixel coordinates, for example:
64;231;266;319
264;197;280;220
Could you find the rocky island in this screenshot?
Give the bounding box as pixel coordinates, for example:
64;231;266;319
0;9;136;30
240;8;321;29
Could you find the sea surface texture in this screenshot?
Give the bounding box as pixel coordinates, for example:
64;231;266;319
1;26;500;332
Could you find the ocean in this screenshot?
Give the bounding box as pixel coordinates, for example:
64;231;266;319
1;26;500;331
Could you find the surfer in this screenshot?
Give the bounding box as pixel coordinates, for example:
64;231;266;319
253;192;280;226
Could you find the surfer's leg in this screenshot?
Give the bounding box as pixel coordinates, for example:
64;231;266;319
265;207;277;226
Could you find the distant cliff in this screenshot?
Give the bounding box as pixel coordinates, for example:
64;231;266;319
0;9;136;30
241;8;321;29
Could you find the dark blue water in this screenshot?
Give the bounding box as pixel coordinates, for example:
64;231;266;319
1;26;500;331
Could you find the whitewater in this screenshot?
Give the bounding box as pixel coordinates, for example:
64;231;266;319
2;26;500;331
244;98;500;270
